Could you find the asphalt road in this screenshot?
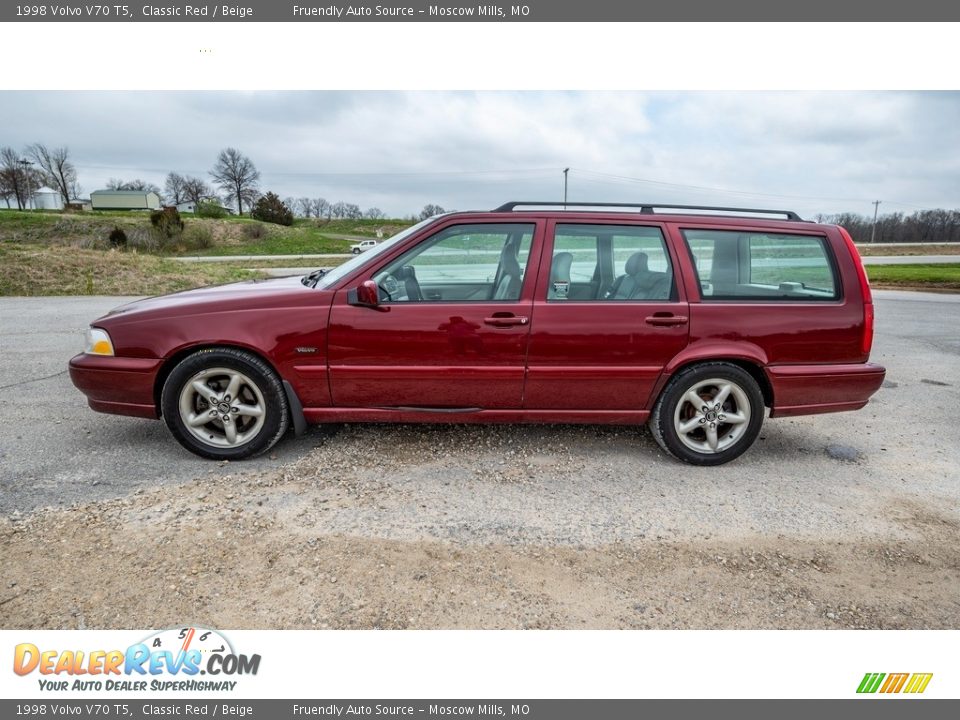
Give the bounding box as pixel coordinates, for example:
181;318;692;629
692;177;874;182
0;296;321;513
0;290;958;517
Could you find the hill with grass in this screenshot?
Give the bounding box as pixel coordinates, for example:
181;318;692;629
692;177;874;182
0;209;416;296
0;209;413;256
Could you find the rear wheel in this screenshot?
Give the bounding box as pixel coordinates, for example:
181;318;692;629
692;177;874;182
161;348;289;460
650;362;764;465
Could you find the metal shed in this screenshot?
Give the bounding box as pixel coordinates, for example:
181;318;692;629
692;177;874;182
90;190;162;210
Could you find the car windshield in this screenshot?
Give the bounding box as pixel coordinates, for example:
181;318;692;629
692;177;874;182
307;216;442;289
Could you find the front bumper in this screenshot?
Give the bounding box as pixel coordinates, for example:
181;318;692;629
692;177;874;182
767;362;886;418
68;353;163;419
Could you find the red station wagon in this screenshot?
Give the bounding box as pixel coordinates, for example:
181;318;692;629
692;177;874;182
69;202;886;465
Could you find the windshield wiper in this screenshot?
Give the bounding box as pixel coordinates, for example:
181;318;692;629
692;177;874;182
301;268;328;288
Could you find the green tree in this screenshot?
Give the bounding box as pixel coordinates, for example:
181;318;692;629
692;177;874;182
251;191;293;226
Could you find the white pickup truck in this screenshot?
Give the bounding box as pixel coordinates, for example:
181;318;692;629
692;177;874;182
350;239;378;254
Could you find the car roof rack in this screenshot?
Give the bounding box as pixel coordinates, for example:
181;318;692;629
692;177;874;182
493;201;803;221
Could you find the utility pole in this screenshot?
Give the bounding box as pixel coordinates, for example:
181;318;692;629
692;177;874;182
869;200;881;243
563;167;569;207
19;159;34;211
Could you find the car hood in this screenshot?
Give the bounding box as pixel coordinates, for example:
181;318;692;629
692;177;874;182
97;276;318;324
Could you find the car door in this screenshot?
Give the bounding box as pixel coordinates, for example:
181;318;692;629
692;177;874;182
326;220;542;409
524;219;690;411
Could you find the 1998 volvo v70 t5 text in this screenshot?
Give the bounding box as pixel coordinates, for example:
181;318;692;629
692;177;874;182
69;202;885;465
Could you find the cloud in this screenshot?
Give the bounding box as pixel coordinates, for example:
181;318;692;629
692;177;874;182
0;91;956;217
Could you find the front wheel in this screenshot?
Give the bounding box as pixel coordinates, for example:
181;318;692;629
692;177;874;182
161;348;290;460
649;362;764;465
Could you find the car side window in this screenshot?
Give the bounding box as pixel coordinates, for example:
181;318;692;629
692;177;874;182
548;224;674;301
682;229;839;300
373;223;535;302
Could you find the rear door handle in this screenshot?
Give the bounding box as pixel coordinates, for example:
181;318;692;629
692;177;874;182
645;314;688;327
484;315;529;327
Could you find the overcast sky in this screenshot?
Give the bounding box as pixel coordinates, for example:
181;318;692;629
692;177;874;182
1;91;957;218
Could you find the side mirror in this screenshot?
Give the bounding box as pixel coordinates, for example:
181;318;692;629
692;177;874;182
348;280;388;311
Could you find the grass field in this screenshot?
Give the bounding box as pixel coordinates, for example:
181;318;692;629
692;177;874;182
0;209;411;256
866;263;960;290
857;243;960;256
0;245;265;297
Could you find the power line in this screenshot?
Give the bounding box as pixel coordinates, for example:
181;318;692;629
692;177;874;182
571;168;872;204
570;168;952;213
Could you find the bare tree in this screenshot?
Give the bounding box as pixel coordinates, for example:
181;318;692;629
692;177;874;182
27;144;78;205
312;198;330;219
0;147;41;209
210;148;260;216
295;197;313;218
820;208;960;245
330;201;348;219
107;178;160;193
0;149;19;208
419;203;446;220
182;176;213;207
365;207;386;220
344;203;363;220
164;172;187;205
240;187;261;213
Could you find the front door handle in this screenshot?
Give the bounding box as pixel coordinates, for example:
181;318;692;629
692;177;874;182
645;314;688;327
484;315;529;327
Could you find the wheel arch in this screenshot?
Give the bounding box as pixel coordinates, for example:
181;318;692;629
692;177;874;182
653;355;775;409
153;342;285;417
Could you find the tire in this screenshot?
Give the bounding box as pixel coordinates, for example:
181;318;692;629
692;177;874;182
649;362;764;466
352;248;360;254
161;347;290;460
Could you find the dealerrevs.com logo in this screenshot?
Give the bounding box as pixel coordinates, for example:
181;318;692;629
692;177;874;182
13;627;261;692
857;673;933;695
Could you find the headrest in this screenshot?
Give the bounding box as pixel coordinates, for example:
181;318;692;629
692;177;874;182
552;252;573;271
625;252;649;276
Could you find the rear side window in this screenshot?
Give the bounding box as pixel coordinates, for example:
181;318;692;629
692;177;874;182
549;224;673;301
682;229;838;301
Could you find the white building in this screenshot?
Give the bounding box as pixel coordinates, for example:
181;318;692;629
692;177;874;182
90;189;162;211
33;186;64;210
176;199;235;215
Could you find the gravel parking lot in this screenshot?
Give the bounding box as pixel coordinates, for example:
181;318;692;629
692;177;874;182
1;291;958;629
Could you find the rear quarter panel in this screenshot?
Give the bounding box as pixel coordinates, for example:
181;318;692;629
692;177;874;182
658;221;879;413
665;222;866;366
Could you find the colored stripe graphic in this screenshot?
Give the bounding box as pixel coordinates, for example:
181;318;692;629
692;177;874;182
880;673;909;693
857;673;885;693
904;673;934;694
857;672;933;694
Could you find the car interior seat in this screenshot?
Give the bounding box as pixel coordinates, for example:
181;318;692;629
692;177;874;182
606;252;650;299
492;237;523;300
396;265;423;301
548;252;573;299
605;252;672;301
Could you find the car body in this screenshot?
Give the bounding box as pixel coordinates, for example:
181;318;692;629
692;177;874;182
351;239;378;254
69;202;885;464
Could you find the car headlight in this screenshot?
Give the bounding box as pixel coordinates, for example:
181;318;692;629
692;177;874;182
84;328;115;356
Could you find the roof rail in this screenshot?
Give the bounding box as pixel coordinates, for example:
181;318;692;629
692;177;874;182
493;201;803;221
